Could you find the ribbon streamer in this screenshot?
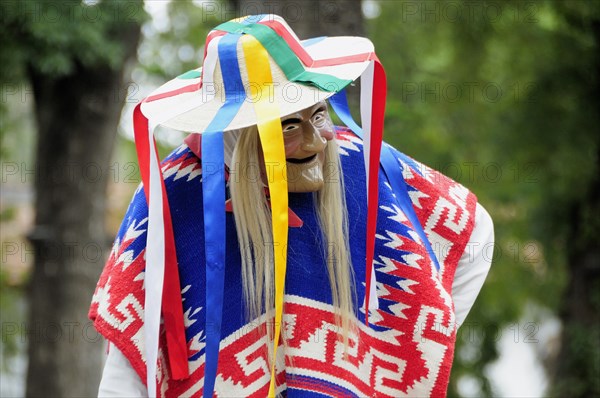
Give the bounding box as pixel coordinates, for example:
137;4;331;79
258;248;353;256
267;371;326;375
134;60;225;392
259;19;376;68
215;21;352;91
201;32;246;398
134;105;189;396
134;107;166;397
241;34;288;397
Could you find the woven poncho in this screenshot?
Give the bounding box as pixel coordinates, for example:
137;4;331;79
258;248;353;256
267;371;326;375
90;128;477;397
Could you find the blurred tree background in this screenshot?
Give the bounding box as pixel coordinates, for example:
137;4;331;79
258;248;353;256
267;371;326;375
369;1;599;396
1;0;144;396
1;0;598;396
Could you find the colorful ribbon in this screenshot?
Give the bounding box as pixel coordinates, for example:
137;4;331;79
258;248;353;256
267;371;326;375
133;105;189;396
133;35;229;391
327;93;377;313
215;21;352;91
201;33;246;398
259;19;376;68
328;61;387;324
241;34;288;397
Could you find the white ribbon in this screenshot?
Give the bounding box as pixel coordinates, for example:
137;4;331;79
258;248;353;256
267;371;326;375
359;61;379;311
144;36;224;397
145;119;165;398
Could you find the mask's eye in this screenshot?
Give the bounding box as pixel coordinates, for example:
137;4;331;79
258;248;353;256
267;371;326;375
283;123;299;133
311;109;327;126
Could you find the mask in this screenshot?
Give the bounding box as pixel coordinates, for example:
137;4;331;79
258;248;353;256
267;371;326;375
280;102;334;192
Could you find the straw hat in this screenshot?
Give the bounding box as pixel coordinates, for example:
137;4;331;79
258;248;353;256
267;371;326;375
140;14;375;133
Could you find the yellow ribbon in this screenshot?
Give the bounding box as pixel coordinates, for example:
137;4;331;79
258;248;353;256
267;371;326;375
241;35;288;397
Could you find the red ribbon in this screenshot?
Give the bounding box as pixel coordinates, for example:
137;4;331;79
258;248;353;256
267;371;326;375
206;19;375;71
145;81;202;103
364;60;386;325
259;20;376;68
133;104;189;380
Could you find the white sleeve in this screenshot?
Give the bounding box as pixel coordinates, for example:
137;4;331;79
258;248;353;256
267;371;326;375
452;202;494;327
98;345;148;397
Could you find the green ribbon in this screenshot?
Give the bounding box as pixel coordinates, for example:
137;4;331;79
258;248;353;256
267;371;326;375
215;21;352;92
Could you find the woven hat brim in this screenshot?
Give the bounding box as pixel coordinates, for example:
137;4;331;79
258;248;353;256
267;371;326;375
140;36;374;133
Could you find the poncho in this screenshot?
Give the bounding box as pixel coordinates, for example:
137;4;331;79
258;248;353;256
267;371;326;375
90;128;477;397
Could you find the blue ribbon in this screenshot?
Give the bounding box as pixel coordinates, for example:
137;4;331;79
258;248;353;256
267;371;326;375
201;32;245;397
329;91;441;271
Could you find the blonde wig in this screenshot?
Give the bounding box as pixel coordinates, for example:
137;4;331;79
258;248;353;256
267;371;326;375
228;124;357;367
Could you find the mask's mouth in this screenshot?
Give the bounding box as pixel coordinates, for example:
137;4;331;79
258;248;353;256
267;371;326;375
286;154;317;164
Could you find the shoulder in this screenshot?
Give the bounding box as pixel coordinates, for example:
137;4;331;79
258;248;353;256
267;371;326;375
382;143;477;212
380;142;480;282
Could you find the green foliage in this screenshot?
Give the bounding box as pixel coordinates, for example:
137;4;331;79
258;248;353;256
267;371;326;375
0;1;147;79
0;0;148;158
369;0;599;396
2;0;597;394
0;270;26;372
551;320;600;396
0;2;147;389
136;1;222;82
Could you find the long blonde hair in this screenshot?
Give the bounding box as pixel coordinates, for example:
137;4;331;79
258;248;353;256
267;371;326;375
228;125;356;368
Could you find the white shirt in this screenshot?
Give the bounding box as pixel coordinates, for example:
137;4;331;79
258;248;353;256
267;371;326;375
98;203;494;396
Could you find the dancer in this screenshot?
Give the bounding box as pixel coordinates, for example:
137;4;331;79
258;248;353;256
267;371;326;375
91;14;493;397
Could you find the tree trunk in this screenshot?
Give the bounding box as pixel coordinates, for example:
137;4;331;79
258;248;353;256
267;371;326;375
231;0;364;108
550;153;600;397
232;0;363;41
550;17;600;398
24;21;141;398
550;170;600;396
234;0;364;38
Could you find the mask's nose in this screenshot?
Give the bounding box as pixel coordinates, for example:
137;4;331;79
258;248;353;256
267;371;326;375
301;123;327;153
